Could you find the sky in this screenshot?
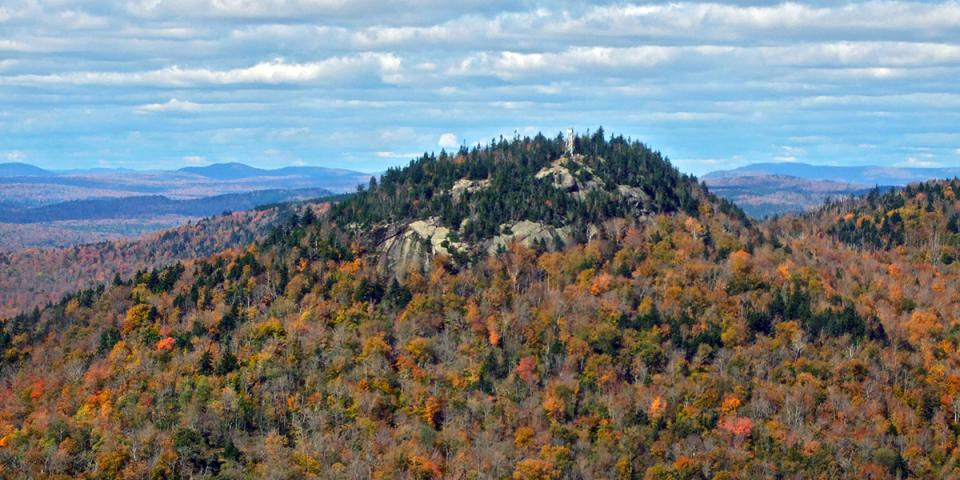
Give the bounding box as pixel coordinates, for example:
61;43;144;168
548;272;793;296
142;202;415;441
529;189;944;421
1;1;960;175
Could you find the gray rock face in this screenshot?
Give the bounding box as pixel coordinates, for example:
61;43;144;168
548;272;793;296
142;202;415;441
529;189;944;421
372;218;466;278
486;220;572;254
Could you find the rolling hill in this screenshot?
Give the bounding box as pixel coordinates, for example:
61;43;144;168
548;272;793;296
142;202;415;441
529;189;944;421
705;162;960;186
177;162;270;180
0;188;332;224
0;202;330;318
703;174;878;217
0;132;957;478
0;162;53;177
178;163;369;182
0;162;371;250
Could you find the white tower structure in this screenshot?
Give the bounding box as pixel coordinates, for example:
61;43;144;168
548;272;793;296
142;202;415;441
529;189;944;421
566;128;575;155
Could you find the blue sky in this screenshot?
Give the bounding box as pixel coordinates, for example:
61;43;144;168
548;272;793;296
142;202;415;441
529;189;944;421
1;1;959;175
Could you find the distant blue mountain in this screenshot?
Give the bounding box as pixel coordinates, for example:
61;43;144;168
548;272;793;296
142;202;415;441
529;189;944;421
59;167;137;174
179;162;369;180
0;162;54;177
273;166;372;178
704;162;960;186
0;188;334;223
178;162;271;180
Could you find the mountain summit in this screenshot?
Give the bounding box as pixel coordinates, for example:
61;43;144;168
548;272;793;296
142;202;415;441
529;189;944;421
331;129;747;275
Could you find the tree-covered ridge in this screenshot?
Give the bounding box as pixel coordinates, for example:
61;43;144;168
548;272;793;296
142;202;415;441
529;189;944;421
0;203;331;319
0;129;957;478
1;166;958;478
820;179;960;259
333;129;747;243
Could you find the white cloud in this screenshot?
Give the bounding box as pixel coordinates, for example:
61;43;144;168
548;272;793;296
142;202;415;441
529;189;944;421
136;98;203;113
645;112;731;122
5;151;24;161
455;46;689;79
437;133;458;148
903;154;941;167
375;151;420;159
182;155;206;164
0;39;28;51
56;10;109;30
4;54;404;87
565;2;960;41
904;157;940;167
773;145;805;162
124;0;513;24
5;1;960;173
780;146;807;155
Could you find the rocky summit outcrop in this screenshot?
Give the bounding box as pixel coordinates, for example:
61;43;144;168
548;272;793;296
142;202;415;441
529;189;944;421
534;155;604;199
338;133;711;279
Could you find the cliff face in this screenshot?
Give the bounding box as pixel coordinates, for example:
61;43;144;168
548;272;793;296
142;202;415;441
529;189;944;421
371;218;466;278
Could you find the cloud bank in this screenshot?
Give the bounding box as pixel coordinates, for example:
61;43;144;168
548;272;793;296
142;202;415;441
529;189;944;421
1;1;958;173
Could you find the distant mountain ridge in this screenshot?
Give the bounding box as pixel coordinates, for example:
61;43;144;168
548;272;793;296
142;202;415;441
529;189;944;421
705;162;960;186
0;188;332;224
0;160;368;250
178;162;367;180
0;162;53;177
703;162;960;217
0;160;372;181
704;174;878;218
177;162;267;179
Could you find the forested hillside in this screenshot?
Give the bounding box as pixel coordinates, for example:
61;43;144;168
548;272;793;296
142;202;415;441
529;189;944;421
0;133;957;479
821;180;959;256
0;204;326;318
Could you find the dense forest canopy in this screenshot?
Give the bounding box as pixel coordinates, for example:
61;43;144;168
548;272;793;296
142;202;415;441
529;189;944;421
0;132;957;479
334;130;747;242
